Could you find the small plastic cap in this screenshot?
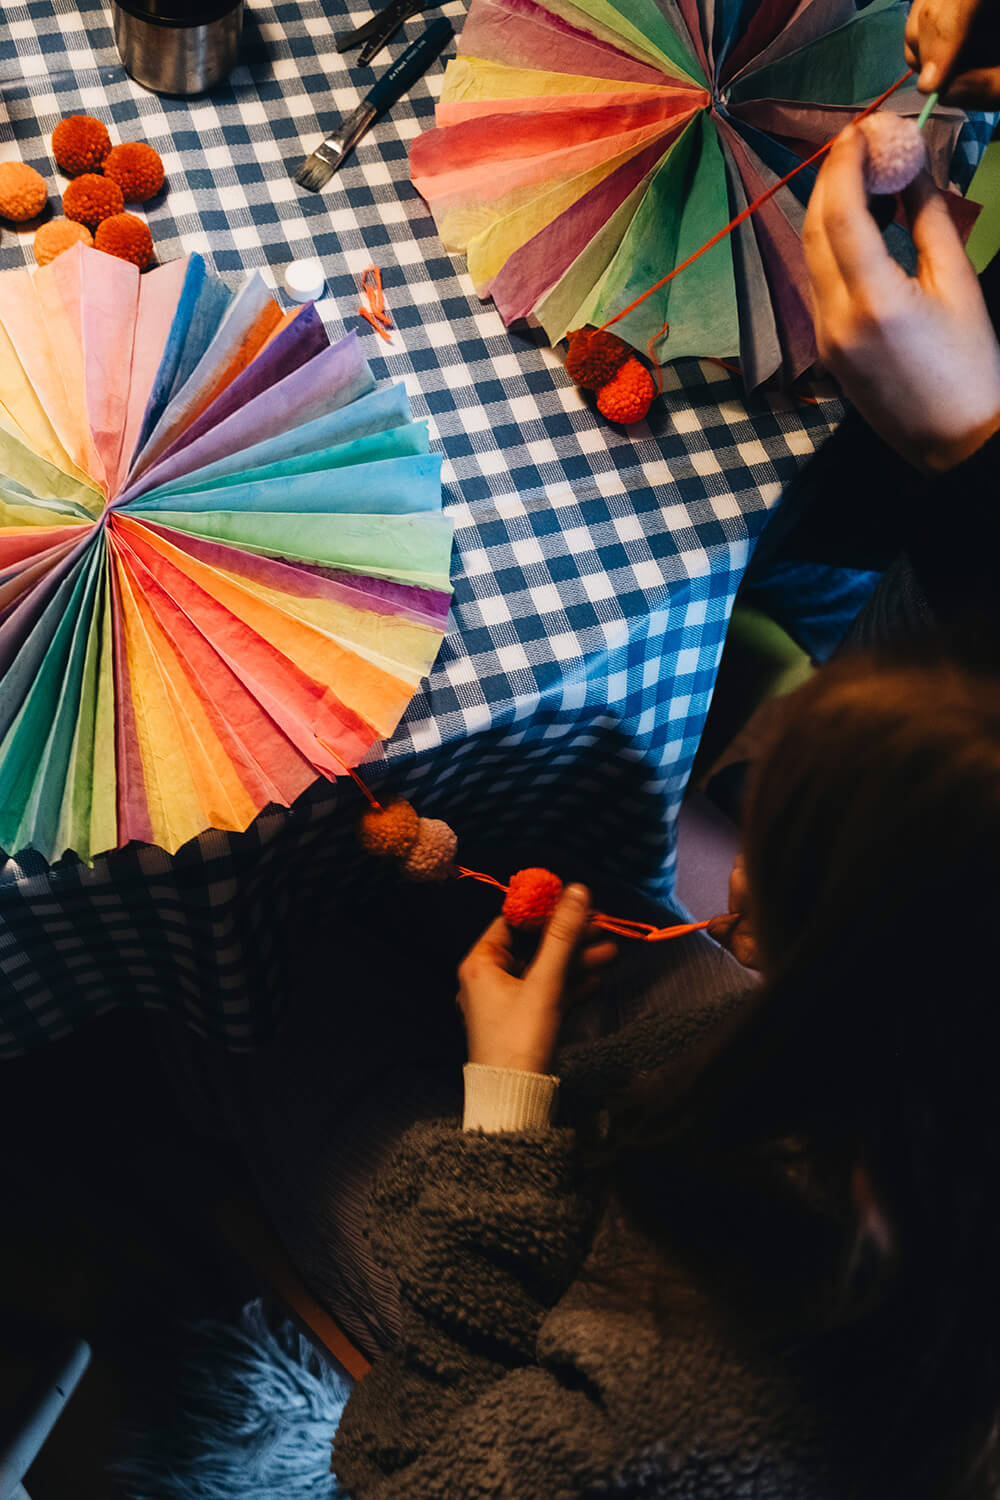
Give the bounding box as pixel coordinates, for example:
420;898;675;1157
283;257;325;303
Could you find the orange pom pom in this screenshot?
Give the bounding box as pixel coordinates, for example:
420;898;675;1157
565;327;631;391
596;357;655;424
52;115;112;176
0;162;48;223
358;799;419;858
104;142;165;203
34;218;93;266
63;173;124;229
502;867;564;930
94;212;154;270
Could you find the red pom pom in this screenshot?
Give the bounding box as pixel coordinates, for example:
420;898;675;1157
503;867;563;929
104;142;165;202
63;173;124;229
596;357;655;424
52;115;112;176
565;326;632;391
94;212;154;270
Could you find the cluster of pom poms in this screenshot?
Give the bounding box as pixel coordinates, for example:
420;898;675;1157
357;799;459;883
858;113;927;197
502;867;564;930
0;162;48;223
13;115;167;270
565;327;656;425
53;118;164;202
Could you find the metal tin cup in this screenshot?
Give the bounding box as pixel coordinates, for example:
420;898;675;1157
112;0;243;96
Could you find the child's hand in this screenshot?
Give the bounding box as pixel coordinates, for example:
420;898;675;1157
457;886;617;1074
707;854;761;970
803;126;1000;474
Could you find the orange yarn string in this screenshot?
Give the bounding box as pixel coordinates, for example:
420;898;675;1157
455;864;508;891
358;304;393;342
361;265;388;319
317;739;383;809
598;69;916;393
456;865;712;944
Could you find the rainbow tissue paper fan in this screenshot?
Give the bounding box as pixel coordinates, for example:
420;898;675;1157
0;245;454;863
410;0;969;388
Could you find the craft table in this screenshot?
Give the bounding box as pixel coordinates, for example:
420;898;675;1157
0;0;988;1055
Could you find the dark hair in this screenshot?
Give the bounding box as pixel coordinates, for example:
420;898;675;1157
612;652;1000;1497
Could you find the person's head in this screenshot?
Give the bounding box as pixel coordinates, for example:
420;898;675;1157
615;650;1000;1496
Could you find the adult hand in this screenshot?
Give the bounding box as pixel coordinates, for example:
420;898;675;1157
457;885;617;1074
706;853;761;970
803;125;1000;474
905;0;1000;106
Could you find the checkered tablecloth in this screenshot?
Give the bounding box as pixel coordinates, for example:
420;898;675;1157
0;2;991;1054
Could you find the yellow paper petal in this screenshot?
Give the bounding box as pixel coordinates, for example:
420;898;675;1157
0;321;97;497
0;492;94;529
113;552;258;852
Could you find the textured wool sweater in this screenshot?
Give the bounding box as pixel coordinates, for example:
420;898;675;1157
331;1004;859;1500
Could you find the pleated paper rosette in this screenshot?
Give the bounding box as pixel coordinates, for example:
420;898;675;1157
410;0;971;388
0;245;454;863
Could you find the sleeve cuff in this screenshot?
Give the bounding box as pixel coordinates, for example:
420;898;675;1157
462;1064;559;1133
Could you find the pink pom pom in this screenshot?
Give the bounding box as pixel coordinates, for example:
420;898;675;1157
859;113;926;196
401;817;458;882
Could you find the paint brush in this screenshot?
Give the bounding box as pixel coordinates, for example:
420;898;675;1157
295;17;453;191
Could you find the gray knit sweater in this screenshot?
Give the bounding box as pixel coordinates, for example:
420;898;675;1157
331;1014;847;1499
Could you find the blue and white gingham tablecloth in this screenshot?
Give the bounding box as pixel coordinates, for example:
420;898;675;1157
0;1;990;1053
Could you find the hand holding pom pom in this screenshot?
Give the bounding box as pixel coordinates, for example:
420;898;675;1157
803;121;1000;476
858;113;927;196
459;881;599;1075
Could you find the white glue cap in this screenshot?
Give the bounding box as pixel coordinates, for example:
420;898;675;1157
283;257;326;304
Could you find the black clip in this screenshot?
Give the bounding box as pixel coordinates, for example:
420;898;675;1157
335;0;430;65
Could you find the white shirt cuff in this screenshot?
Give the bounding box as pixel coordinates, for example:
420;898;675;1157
462;1063;559;1132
